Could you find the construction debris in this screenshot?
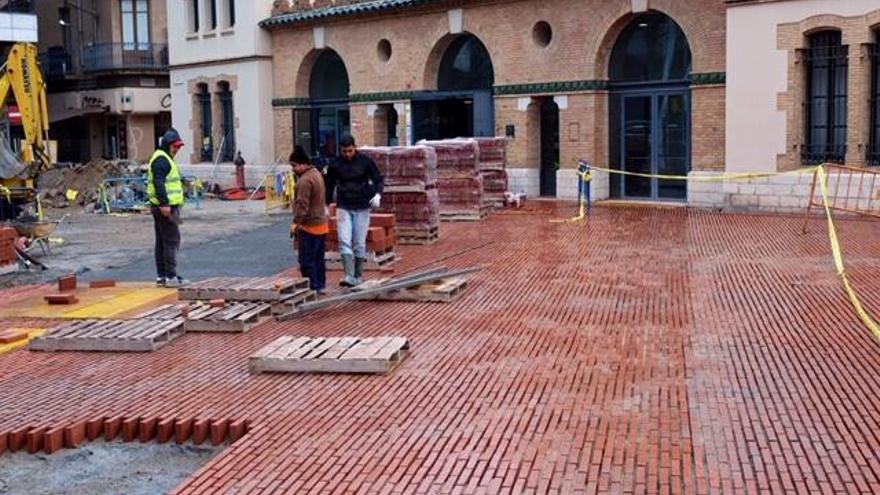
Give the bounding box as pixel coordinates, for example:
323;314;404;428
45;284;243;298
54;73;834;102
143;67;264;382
37;159;135;209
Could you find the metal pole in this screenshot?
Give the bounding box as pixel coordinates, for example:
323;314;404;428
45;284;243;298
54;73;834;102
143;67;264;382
277;266;483;320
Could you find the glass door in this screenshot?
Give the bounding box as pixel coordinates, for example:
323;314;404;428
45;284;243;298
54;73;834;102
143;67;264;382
622;95;653;198
619;91;689;200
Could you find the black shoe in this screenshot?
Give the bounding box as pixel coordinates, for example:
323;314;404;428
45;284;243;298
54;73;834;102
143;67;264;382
156;277;166;287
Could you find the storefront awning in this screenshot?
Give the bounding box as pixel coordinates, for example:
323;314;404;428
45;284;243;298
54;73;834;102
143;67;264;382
49;106;109;123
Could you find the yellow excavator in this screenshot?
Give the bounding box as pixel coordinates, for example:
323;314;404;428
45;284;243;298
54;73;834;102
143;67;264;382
0;42;51;221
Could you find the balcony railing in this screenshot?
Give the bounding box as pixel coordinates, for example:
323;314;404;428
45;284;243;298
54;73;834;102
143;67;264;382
38;48;74;78
81;43;169;73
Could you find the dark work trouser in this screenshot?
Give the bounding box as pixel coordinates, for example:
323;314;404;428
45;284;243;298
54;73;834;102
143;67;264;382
297;231;326;291
151;205;181;279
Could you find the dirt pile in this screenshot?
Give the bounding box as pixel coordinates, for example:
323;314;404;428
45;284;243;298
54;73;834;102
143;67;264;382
38;160;137;208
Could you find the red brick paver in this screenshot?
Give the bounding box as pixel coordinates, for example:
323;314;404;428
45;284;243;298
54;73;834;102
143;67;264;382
1;204;878;494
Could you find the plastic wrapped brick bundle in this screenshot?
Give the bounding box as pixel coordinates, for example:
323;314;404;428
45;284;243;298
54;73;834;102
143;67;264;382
417;139;479;178
474;137;507;171
377;188;440;230
388;146;437;188
359;146;437;189
480;170;508;193
436;176;484;211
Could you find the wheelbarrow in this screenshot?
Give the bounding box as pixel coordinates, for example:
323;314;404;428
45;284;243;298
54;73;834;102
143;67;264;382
11;214;69;256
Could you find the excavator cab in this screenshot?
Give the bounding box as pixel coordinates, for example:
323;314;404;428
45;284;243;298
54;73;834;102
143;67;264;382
0;42;51;221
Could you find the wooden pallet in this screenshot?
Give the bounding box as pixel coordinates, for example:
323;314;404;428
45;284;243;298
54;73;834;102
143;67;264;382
325;250;397;271
270;287;319;316
396;226;439;245
178;276;310;302
356;276;468;303
440;207;491;222
249;336;409;374
29;319;184;352
136;302;273;333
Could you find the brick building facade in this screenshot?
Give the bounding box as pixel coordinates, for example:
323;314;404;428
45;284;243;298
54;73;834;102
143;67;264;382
262;0;726;201
259;0;880;208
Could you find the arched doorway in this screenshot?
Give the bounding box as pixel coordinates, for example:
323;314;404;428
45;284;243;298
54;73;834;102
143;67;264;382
304;49;350;162
413;34;495;141
608;12;691;200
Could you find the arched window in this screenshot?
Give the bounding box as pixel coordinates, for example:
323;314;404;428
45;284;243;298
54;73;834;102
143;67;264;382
609;12;691;84
196;83;212;162
217;81;235;162
804;30;847;165
304;50;350;159
309;50;350;102
438;34;494;91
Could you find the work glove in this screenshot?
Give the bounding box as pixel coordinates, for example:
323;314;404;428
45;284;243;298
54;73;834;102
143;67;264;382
370;194;381;209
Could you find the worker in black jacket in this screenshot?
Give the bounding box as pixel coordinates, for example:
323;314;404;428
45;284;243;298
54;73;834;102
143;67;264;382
147;128;188;287
325;134;384;287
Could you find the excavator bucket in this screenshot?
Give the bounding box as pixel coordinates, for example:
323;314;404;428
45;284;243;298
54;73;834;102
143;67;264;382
0;133;26;179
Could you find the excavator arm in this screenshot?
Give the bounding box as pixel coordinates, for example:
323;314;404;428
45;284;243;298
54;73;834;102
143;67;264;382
0;42;51;172
0;43;51;220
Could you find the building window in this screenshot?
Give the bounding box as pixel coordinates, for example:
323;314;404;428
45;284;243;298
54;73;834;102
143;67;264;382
225;0;235;28
803;31;848;165
120;0;150;50
197;84;213;162
870;35;880;166
218;82;235;162
205;0;217;31
188;0;199;32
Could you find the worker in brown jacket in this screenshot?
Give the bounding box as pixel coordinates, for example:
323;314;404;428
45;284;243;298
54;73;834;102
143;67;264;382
290;145;328;294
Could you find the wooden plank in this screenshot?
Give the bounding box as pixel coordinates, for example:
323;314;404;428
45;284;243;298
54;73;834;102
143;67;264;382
338;337;386;360
318;338;361;360
272;337;322;360
299;337;342;360
249;336;296;360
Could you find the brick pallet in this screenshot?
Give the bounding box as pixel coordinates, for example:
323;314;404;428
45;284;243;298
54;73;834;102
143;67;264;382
30;319;184;352
324;211;397;269
419;139;488;222
249;336;410;375
137;302;274;333
361;146;440;242
474;137;509;207
178;276;310;302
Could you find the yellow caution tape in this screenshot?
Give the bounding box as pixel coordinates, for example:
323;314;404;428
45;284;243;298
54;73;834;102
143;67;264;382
586;164;817;182
551;163;879;340
815;166;880;340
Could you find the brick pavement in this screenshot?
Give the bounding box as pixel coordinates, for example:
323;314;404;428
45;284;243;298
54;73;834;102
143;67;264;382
0;203;878;494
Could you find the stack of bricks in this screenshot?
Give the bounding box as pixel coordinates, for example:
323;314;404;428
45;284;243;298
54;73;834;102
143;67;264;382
0;226;16;268
360;146;441;244
419;139;488;221
475;137;510;208
325;206;398;270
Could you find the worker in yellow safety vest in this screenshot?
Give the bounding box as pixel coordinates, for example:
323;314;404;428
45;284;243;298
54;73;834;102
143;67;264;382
147;128;188;287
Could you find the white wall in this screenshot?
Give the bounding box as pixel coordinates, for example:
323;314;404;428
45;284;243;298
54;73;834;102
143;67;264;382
726;0;880;173
0;12;37;42
170;59;276;165
167;0;274;66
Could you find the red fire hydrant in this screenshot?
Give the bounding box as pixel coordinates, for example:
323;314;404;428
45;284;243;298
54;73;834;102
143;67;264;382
233;151;246;190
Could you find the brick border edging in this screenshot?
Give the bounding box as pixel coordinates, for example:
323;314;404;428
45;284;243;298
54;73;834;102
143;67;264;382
0;416;251;455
